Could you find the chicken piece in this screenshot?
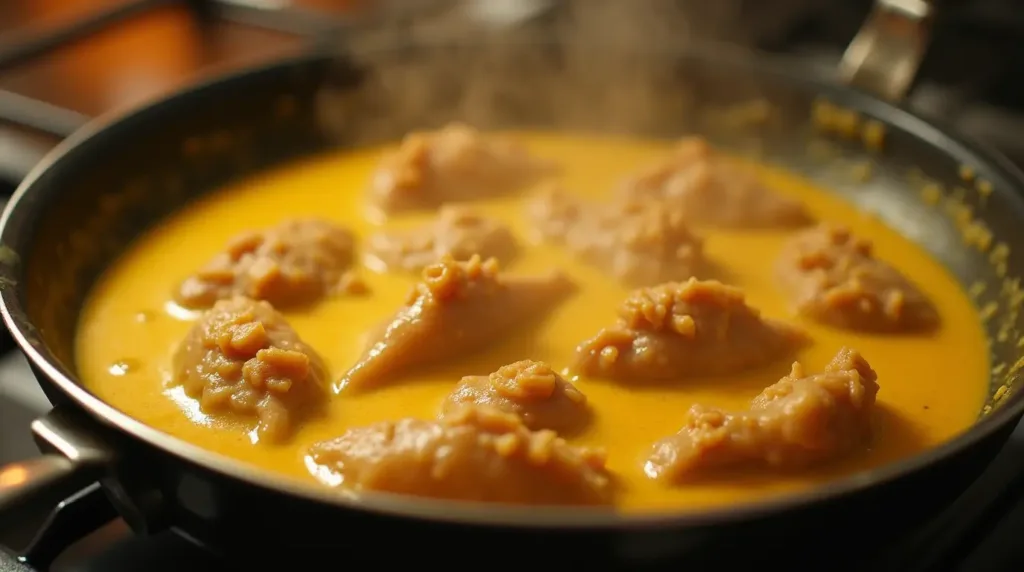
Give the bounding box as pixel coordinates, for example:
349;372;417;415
575;278;805;382
337;255;575;393
365;205;519;274
172;297;328;443
617;137;812;228
367;123;559;215
775;224;939;332
527;186;706;286
441;360;591;435
307;405;612;505
176;219;360;309
645;347;879;482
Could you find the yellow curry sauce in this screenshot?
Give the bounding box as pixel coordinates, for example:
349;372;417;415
75;132;988;512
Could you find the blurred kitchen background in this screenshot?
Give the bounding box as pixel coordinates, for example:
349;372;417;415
4;0;1024;190
2;0;1024;570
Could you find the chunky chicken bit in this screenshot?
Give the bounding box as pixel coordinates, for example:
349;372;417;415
172;297;328;443
365;205;519;274
527;186;706;286
176;219;360;309
366;123;559;215
441;360;591;435
338;255;575;393
645;347;879;483
575;278;805;382
775;224;939;332
617;137;812;228
306;405;613;505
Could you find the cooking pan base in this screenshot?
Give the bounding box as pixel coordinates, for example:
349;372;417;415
3;415;1021;572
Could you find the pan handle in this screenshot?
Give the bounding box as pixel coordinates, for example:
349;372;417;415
838;0;934;103
0;408;110;532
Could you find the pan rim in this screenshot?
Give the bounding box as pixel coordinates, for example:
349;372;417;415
3;41;1024;530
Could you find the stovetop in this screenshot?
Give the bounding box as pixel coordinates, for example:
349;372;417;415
3;1;1024;570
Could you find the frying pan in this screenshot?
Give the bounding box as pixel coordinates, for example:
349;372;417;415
1;13;1024;570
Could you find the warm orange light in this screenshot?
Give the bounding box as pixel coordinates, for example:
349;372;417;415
0;466;28;488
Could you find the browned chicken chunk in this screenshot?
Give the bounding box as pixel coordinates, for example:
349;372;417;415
527;186;706;286
575;278;805;382
367;123;559;215
645;347;879;483
307;405;613;505
617;137;812;228
775;224;939;332
365;205;519;273
440;360;591;435
176;219;360;309
172;297;328;442
337;255;575;393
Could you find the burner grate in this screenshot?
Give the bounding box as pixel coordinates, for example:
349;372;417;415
0;0;346;146
0;0;169;75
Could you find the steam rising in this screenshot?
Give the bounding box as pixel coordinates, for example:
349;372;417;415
315;0;794;146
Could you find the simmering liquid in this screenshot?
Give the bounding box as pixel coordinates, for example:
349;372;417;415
76;132;988;511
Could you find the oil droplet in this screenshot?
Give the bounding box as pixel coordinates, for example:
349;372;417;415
108;359;140;376
135;311;154;323
164;300;201;321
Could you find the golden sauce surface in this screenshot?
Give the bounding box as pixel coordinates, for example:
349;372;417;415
76;133;988;512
